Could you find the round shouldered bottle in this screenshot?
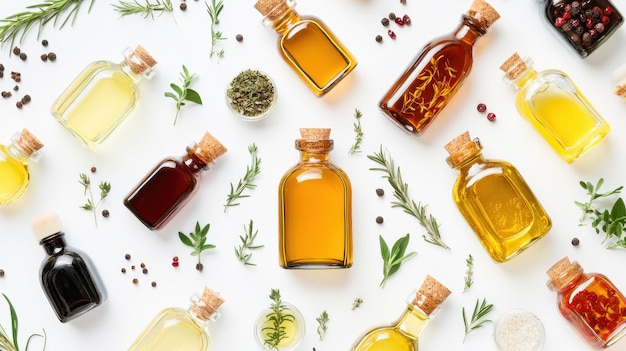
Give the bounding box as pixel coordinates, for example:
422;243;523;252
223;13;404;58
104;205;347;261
0;129;44;208
500;52;610;163
546;257;626;348
444;131;551;262
51;45;157;149
128;287;225;351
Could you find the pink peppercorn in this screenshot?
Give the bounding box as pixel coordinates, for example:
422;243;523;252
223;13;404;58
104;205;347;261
388;30;396;39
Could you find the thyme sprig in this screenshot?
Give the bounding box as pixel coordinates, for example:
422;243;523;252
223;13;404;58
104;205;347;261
224;143;261;211
463;254;474;293
165;65;203;126
0;0;95;50
0;294;46;351
379;233;417;288
78;173;110;228
234;219;264;266
205;0;226;58
575;178;623;223
316;310;329;341
462;298;494;343
351;298;363;311
348;108;364;154
112;0;174;20
368;146;450;249
178;221;216;271
263;289;295;349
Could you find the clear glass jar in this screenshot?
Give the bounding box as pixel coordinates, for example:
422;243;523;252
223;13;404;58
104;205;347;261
254;301;305;351
494;309;545;351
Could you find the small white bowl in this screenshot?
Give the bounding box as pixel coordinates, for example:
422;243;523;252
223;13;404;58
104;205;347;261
494;309;545;351
253;301;305;351
226;69;277;122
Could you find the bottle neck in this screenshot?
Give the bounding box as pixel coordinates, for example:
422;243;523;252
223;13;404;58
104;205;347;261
508;66;538;90
296;139;333;162
447;139;484;169
392;305;432;340
454;15;486;45
120;47;155;83
263;1;302;35
7;134;40;164
40;232;66;256
547;262;585;292
183;146;212;173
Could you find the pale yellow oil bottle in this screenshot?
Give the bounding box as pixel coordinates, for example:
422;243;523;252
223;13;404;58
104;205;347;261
0;129;44;208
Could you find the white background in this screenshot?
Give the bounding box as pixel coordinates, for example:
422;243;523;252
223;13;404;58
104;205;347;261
2;0;626;350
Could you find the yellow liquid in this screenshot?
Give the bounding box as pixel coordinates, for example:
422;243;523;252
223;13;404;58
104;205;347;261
128;308;210;351
0;145;29;207
352;308;428;351
278;162;352;268
259;314;299;348
51;61;138;149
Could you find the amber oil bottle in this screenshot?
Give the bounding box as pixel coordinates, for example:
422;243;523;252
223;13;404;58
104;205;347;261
0;129;44;208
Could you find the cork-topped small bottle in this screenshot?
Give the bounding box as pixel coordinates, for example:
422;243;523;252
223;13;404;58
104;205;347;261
253;0;357;97
379;0;500;135
124;131;227;230
51;45;157;149
278;128;352;269
351;275;452;351
546;257;626;348
128;287;225;351
500;52;609;163
445;131;551;262
0;129;44;208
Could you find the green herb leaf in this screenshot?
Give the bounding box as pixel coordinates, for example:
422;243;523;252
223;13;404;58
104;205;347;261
205;0;226;59
577;178;626;249
224;143;261;211
575;178;623;224
348;108;364;154
0;293;46;351
234;219;264;266
165;65;202;125
184;88;203;104
351;298;363;311
263;289;295;349
226;70;275;117
112;0;174;20
78;172;110;228
463;254;474;293
178;221;215;270
462;298;494;343
379;234;417;288
316;310;329;341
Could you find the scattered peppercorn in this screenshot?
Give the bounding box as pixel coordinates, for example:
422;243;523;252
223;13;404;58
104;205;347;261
102;209;110;217
402;14;411;25
19;53;27;61
1;91;11;98
125;254;131;260
180;2;187;10
388;30;396;39
571;237;580;246
196;263;204;271
235;34;244;42
0;269;4;277
381;17;390;26
172;256;179;267
0;64;4;71
142;268;148;274
12;47;20;55
90;166;97;173
151;281;157;287
376;188;384;197
389;12;396;20
121;268;126;273
477;103;487;112
15;101;22;109
395;17;405;25
400;0;406;3
20;95;31;105
42;39;49;46
11;71;21;82
140;262;146;268
13;85;18;91
375;35;383;43
47;52;56;61
131;265;136;270
41;54;48;61
132;278;139;284
487;112;496;122
376;216;384;224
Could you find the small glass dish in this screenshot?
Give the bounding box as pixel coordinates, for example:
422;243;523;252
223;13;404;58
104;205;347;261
494;309;545;351
254;301;305;351
226;69;277;122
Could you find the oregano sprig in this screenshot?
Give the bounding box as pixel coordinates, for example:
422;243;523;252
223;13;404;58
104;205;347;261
205;0;226;58
234;219;264;266
0;294;46;351
178;221;216;271
575;178;623;223
165;65;203;125
348;108;364;154
263;289;295;349
112;0;174;20
78;173;110;228
576;178;626;249
379;233;417;288
462;298;494;343
224;143;261;211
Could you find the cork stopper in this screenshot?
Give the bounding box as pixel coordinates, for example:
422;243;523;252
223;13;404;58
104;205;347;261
300;128;331;140
467;0;500;31
411;275;452;315
17;128;44;157
192;131;227;164
444;131;481;168
546;257;584;291
191;287;225;321
31;212;63;242
500;52;528;81
128;45;157;75
254;0;290;20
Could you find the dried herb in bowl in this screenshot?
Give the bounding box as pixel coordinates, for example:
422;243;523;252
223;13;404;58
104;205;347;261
227;69;276;121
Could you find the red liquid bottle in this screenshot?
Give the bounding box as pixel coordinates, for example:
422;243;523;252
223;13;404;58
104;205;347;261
124;131;227;230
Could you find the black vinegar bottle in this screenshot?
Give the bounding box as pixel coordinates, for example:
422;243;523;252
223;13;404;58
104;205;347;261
124;131;227;230
379;0;500;135
31;212;106;323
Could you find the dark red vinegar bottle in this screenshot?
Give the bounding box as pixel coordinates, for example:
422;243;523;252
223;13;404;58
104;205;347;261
124;131;227;230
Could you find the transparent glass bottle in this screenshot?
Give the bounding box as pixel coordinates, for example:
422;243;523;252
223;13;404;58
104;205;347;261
124;131;227;230
538;0;623;59
278;128;352;269
253;0;357;97
546;257;626;348
379;0;499;135
51;45;157;149
444;131;552;262
128;287;224;351
0;129;44;208
350;275;451;351
31;212;106;323
500;52;610;163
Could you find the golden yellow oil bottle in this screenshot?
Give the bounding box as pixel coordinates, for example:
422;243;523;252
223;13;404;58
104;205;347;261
278;128;352;269
0;129;44;208
444;131;551;262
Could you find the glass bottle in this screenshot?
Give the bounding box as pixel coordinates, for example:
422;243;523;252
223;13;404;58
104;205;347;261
0;129;44;208
613;62;626;100
253;0;357;97
278;128;352;269
124;131;227;230
350;275;451;351
128;287;225;351
444;131;551;262
51;45;157;149
379;0;500;135
546;257;626;348
538;0;623;59
500;52;610;163
30;212;106;323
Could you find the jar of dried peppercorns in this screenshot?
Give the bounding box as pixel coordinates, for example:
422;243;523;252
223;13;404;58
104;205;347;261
539;0;623;58
546;257;626;348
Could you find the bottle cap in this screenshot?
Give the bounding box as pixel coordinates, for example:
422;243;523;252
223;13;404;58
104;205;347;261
31;212;63;242
300;128;331;140
613;63;626;98
546;256;583;291
16;128;44;157
500;52;529;81
467;0;500;30
192;287;225;321
410;275;451;315
193;131;227;164
128;45;157;75
254;0;290;20
444;131;482;168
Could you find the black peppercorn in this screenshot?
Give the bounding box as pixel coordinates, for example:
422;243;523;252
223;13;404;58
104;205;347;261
0;64;4;71
180;2;187;10
235;34;243;41
142;268;148;274
376;188;384;196
381;17;389;26
151;281;157;287
388;12;396;20
102;209;110;217
125;253;131;260
0;269;4;277
196;263;204;271
19;53;27;61
375;35;383;42
21;95;31;104
375;216;384;224
571;237;580;246
42;39;49;46
12;47;20;55
90;166;97;173
47;52;56;61
16;101;22;109
41;54;48;61
132;278;138;284
121;268;126;273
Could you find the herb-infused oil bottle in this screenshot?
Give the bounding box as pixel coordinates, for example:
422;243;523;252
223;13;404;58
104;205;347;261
444;131;551;262
253;0;357;97
128;287;225;351
31;212;106;323
0;129;44;208
124;131;227;230
500;52;610;163
350;275;451;351
379;0;499;135
51;45;157;149
278;128;352;269
546;257;626;348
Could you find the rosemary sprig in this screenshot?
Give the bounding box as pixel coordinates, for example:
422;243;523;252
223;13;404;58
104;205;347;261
0;0;95;51
462;298;494;343
351;297;363;311
224;143;261;211
316;310;329;341
178;221;216;271
368;146;450;249
263;289;295;349
575;178;623;224
0;294;46;351
205;0;226;59
348;108;364;154
78;173;110;228
463;254;474;293
379;233;417;288
165;65;203;126
112;0;174;20
234;219;264;266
